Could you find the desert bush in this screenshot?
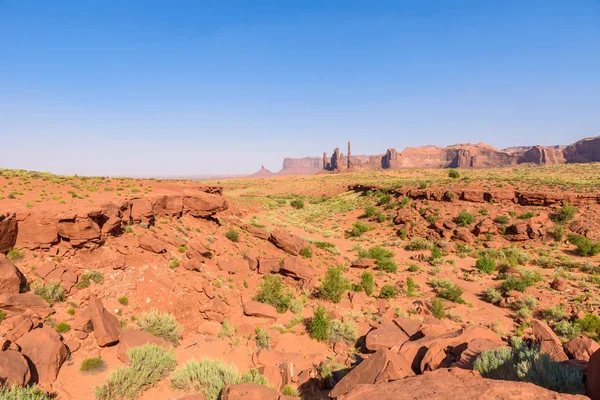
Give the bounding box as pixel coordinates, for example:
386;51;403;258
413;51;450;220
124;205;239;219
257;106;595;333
499;270;541;293
456;210;474;226
397;227;408;239
170;358;266;400
0;385;51;400
510;295;538;319
254;275;293;313
361;271;374;296
6;248;24;262
254;327;271;349
361;205;378;218
407;264;419;272
299;246;313;258
225;230;239;242
567;234;600;257
404;237;432;251
448;169;460;179
552;320;581;340
118;296;129;306
77;270;104;289
517;212;535;220
81;357;107;373
429;279;465;304
137;310;183;345
431;298;445;319
429;246;443;265
95;344;177;400
326;319;357;345
576;313;600;339
405;277;417;296
555;203;576;223
356;244;398;272
55;322;71;333
290;198;305;209
501;247;529;266
494;215;510;224
282;385;301;397
309;305;331;341
379;285;399;299
377;193;392;206
219;320;235;339
553;224;565;241
34;280;65;305
474;338;584;394
476;256;496;274
320;266;349;304
0;310;6;322
541;304;568;322
347;221;373;238
483;287;502;304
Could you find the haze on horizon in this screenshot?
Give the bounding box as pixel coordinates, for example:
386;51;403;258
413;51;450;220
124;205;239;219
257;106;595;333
1;0;599;177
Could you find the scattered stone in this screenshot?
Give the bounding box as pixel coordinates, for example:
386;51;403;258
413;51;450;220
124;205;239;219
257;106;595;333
116;329;169;362
89;296;121;347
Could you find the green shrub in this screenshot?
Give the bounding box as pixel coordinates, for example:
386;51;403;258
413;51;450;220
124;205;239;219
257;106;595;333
219;320;235;339
517;212;535;220
170;358;266;400
553;224;565;241
0;309;6;322
404;237;432;251
6;248;24;262
533;256;555;269
555;203;576;223
299;246;313;258
483;288;503;304
225;230;239;242
137;310;183;345
34;280;65;305
255;327;271;349
95;344;177;400
407;264;419;272
405;277;417;297
456;210;474;226
118;296;129;306
510;296;538;319
0;385;52;400
494;215;510;224
448;169;460;179
567;234;600;257
178;245;187;253
77;270;104;289
309;305;331;341
361;206;378;218
431;298;445;319
430;279;465;303
541;304;568;322
499;270;541;293
81;357;107;373
320;266;349;304
379;285;399;299
361;271;374;296
474;338;584;394
377;193;392;206
476;256;496;274
397;227;408;239
430;246;442;264
282;385;301;397
254;275;292;313
552;320;581;340
290;198;305;209
327;319;357;345
347;221;373;238
55;322;71;333
576;313;600;339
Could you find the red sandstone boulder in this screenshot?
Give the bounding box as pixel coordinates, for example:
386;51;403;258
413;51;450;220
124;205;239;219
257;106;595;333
329;349;415;398
16;327;67;388
138;234;167;254
89;296;121;347
0;212;18;253
449;338;501;370
57;215;102;247
279;257;312;280
531;319;568;362
258;256;281;274
269;229;304;256
116;329;170;362
393;316;422;338
183;193;228;217
0;350;31;387
0;293;54;318
551;277;568;291
351;258;376;268
14;213;58;249
365;321;409;351
221;383;281;400
243;301;279;319
242;224;270;240
452;228;474;245
152;195;183;216
564;336;600;361
588;349;600;400
461;190;485;202
0;255;22;294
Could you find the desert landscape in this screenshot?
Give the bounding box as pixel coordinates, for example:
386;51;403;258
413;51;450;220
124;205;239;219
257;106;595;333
2;152;600;399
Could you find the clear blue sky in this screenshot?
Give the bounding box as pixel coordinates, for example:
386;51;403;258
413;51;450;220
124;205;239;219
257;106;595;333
1;1;599;176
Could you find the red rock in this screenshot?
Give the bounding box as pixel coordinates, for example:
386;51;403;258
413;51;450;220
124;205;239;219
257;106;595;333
65;338;81;353
365;322;409;351
116;329;169;362
351;258;376;268
461;190;485;202
0;349;31;386
452;228;474;245
0;293;54;318
339;368;586;400
243;301;279;319
450;338;501;370
329;349;415;398
588;349;600;400
258;257;281;274
14;213;59;249
5;316;33;342
0;254;22;294
221;383;280;400
16;327;67;388
0;212;18;253
198;320;222;336
182;193;228;217
72;309;93;333
89;296;121;347
151;195;183;216
242;224;270;240
551;277;568;291
269;229;304;256
564;336;600;361
472;218;495;236
393;316;422;338
57;215;102;247
138;234;167;254
531;319;568;362
280;257;312;280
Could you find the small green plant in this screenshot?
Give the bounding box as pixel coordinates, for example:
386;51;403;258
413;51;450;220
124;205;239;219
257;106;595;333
431;298;445;319
456;210;474;226
0;309;7;322
407;264;419;272
55;322;71;333
347;221;373;238
178;245;187;253
77;270;104;289
448;169;460;179
476;256;496;274
136;310;183;345
290;198;305;209
361;271;374;296
169;257;180;269
118;296;129;306
254;275;293;313
397;227;408;239
282;385;301;397
67;308;75;316
483;287;502;304
430;279;465;303
379;285;399;299
567;234;600;257
320;266;349;303
576;313;600;339
494;215;510;224
555;203;576;223
404;237;432;251
499;270;542;293
357;245;397;272
299;246;313;258
0;385;52;399
6;248;24;262
405;277;417;296
225;229;240;242
553;224;565;241
219;319;236;339
80;357;107;374
309;305;331;342
34;280;65;305
326;319;357;345
95;344;177;400
254;327;271;349
552;320;581;340
517;212;535;220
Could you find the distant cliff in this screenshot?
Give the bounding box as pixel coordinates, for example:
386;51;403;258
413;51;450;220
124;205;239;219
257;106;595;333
563;136;600;163
278;157;322;175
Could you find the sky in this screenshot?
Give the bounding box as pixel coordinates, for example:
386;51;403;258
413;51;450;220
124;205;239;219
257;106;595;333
1;0;599;176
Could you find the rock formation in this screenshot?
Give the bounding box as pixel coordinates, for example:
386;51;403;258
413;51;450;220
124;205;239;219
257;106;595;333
277;157;322;175
564;136;600;163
